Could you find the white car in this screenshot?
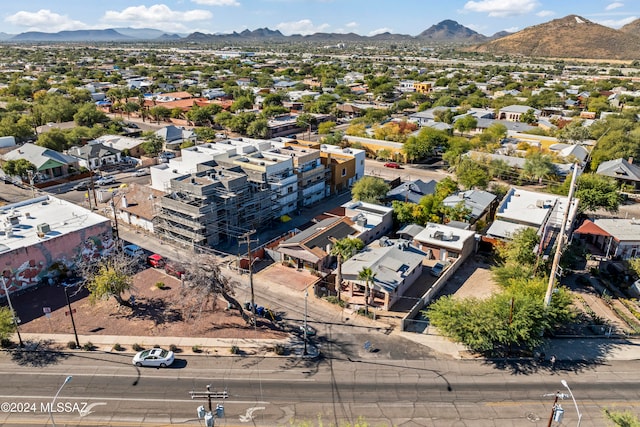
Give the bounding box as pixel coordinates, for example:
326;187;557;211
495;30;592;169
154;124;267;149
132;348;175;368
132;168;150;177
95;176;116;186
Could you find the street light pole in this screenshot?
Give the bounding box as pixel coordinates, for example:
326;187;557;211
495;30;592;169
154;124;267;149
561;379;583;427
50;375;72;427
1;276;23;347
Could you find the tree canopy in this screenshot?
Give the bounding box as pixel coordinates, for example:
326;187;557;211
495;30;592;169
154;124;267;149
351;176;390;204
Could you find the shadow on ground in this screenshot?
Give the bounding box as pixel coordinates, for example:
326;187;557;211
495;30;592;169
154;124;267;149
10;339;70;366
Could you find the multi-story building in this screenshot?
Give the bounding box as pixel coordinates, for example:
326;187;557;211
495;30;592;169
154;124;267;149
153;162;272;248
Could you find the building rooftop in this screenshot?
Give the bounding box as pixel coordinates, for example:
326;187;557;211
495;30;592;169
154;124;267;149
593;218;640;242
0;195;110;254
413;223;476;252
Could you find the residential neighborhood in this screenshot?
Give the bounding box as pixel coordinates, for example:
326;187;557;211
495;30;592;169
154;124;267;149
1;17;640;426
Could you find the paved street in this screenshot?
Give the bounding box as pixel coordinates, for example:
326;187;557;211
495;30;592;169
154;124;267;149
0;350;639;426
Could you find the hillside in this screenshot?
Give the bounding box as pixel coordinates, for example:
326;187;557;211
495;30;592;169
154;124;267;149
470;15;640;60
417;20;486;42
620;18;640;36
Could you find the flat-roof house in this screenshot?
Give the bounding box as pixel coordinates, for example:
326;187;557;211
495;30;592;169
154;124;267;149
575;218;640;260
412;222;477;262
341;238;427;310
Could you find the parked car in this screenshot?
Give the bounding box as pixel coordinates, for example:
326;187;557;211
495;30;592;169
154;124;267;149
124;122;139;129
159;151;176;160
431;262;446;277
132;348;175;368
123;244;144;258
299;324;317;336
164;262;185;279
147;254;165;268
383;162;401;169
132;168;150;177
72;181;89;191
95;175;116;186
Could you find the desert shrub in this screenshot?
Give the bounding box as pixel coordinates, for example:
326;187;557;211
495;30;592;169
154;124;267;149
132;343;144;351
155;282;165;289
67;341;78;349
112;343;124;351
230;345;240;354
169;344;178;352
83;342;94;351
192;345;202;353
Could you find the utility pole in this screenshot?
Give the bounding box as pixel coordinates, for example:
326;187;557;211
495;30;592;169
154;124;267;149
63;285;80;349
190;385;227;427
110;199;120;243
240;230;258;326
546;391;566;427
544;163;579;307
1;276;23;347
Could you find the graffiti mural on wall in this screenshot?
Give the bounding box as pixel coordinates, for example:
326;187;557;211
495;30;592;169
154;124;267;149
0;224;114;297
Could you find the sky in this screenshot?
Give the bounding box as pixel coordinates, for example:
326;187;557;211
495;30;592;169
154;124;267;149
1;0;639;37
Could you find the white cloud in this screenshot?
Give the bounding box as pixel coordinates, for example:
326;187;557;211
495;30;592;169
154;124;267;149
191;0;240;6
5;9;88;32
345;21;358;29
597;15;638;28
101;5;213;32
275;19;330;35
368;27;393;36
606;2;624;11
463;0;540;17
536;10;555;17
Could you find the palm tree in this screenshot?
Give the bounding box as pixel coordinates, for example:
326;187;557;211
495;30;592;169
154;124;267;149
358;266;376;316
330;237;364;302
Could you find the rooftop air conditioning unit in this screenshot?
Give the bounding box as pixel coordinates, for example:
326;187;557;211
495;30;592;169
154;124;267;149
37;223;50;234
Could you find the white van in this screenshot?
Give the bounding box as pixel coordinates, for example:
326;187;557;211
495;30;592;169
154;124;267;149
123;244;144;257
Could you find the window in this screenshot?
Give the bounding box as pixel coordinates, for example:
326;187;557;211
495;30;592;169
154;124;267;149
341;168;346;177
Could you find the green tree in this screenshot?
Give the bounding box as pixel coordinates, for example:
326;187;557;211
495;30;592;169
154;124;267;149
330;237;364;302
85;256;135;307
351;176;390;203
456;158;489;189
246;118;269;138
141;134;164;156
521;152;556;184
496;227;540;267
358;266;376;315
520;108;537;124
317;121;336;135
36;128;69;152
2;159;36;178
453;114;477;135
553;173;620;213
604;409;640;426
0;306;16;342
73;103;107;127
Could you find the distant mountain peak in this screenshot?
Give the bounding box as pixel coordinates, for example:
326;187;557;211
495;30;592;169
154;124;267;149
417;20;486;41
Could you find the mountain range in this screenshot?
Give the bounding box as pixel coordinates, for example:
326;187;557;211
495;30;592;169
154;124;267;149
2;16;640;60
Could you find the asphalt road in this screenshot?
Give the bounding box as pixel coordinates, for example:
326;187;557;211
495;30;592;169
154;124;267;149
0;351;638;426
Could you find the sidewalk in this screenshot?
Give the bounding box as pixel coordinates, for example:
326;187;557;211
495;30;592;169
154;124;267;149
12;332;295;357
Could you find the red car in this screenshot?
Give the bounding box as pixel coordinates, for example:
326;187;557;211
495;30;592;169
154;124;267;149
147;254;165;268
384;162;401;169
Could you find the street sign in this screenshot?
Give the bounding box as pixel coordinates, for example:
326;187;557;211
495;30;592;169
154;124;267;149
43;307;51;314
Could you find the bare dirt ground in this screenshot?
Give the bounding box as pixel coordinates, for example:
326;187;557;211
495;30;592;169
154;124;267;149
17;267;287;340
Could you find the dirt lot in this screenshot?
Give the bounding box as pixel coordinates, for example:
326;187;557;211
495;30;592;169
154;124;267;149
16;267;287;340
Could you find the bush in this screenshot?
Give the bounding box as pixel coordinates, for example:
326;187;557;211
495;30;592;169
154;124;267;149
324;296;346;308
192;345;202;353
273;344;287;355
155;281;165;289
67;341;78;349
132;343;144;352
230;345;240;354
169;344;178;352
112;343;124;351
82;342;94;351
1;338;13;348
